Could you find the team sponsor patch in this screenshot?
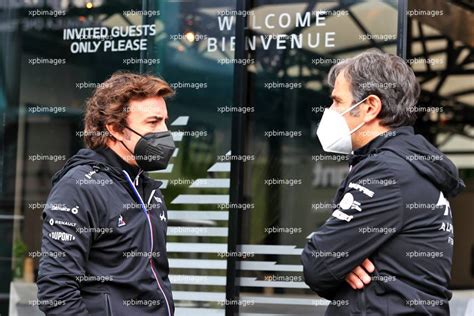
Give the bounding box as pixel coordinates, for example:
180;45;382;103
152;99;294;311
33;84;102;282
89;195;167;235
332;209;353;222
85;170;97;179
339;193;362;212
49;218;77;227
348;182;374;197
51;204;79;214
48;231;76;241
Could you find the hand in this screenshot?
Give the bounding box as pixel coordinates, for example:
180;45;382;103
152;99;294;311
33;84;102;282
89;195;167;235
345;258;375;290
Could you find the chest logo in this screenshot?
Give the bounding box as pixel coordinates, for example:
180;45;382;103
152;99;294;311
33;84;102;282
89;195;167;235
159;211;167;222
154;196;162;204
118;215;126;227
436;191;452;217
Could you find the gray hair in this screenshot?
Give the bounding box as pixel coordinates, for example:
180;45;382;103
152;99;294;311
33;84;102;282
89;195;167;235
328;49;420;127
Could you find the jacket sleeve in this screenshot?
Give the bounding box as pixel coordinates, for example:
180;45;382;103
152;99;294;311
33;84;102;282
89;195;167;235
301;159;404;299
37;177;98;315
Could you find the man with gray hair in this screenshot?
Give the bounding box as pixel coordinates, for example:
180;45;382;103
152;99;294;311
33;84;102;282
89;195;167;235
301;49;465;315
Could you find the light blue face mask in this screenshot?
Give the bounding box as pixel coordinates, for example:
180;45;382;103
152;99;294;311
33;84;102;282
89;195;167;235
316;97;368;154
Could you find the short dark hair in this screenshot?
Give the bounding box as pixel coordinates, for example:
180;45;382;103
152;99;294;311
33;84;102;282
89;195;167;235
328;49;420;127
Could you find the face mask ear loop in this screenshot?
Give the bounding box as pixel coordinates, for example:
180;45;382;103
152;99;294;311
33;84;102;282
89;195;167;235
349;121;366;135
119;124;143;156
121;140;134;156
122;125;144;138
116;124;137;154
341;96;369;135
340;96;369;116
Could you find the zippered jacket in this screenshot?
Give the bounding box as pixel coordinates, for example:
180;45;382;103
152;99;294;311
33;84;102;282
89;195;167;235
37;148;174;316
301;126;465;315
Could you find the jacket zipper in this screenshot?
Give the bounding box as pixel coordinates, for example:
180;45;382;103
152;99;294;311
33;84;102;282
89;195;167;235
146;189;157;211
361;290;367;316
145;210;172;315
123;171;172;316
104;293;113;316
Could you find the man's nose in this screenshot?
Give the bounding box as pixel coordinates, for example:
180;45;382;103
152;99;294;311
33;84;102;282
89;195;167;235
157;122;168;132
328;105;338;112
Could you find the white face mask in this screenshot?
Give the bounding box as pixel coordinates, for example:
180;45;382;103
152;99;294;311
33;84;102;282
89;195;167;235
316;97;368;154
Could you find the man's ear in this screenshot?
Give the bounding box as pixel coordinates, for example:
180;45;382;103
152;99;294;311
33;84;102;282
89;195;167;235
105;123;126;142
363;94;382;123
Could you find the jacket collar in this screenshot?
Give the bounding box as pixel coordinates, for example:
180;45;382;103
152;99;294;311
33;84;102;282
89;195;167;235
349;126;415;166
94;147;163;198
95;146;141;180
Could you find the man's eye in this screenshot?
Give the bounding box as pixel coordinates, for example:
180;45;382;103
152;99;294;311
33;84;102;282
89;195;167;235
149;120;158;125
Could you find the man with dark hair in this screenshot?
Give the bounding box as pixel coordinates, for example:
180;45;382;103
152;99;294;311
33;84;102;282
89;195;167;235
37;72;176;315
301;50;465;315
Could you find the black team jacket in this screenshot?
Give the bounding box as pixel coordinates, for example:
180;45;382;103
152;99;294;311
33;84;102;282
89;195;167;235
37;147;174;316
301;126;465;315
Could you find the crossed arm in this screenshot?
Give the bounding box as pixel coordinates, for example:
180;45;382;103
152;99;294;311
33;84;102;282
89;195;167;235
345;258;374;289
301;159;403;298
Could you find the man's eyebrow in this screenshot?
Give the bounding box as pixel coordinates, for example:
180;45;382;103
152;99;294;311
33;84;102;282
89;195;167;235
331;94;343;102
144;115;167;121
